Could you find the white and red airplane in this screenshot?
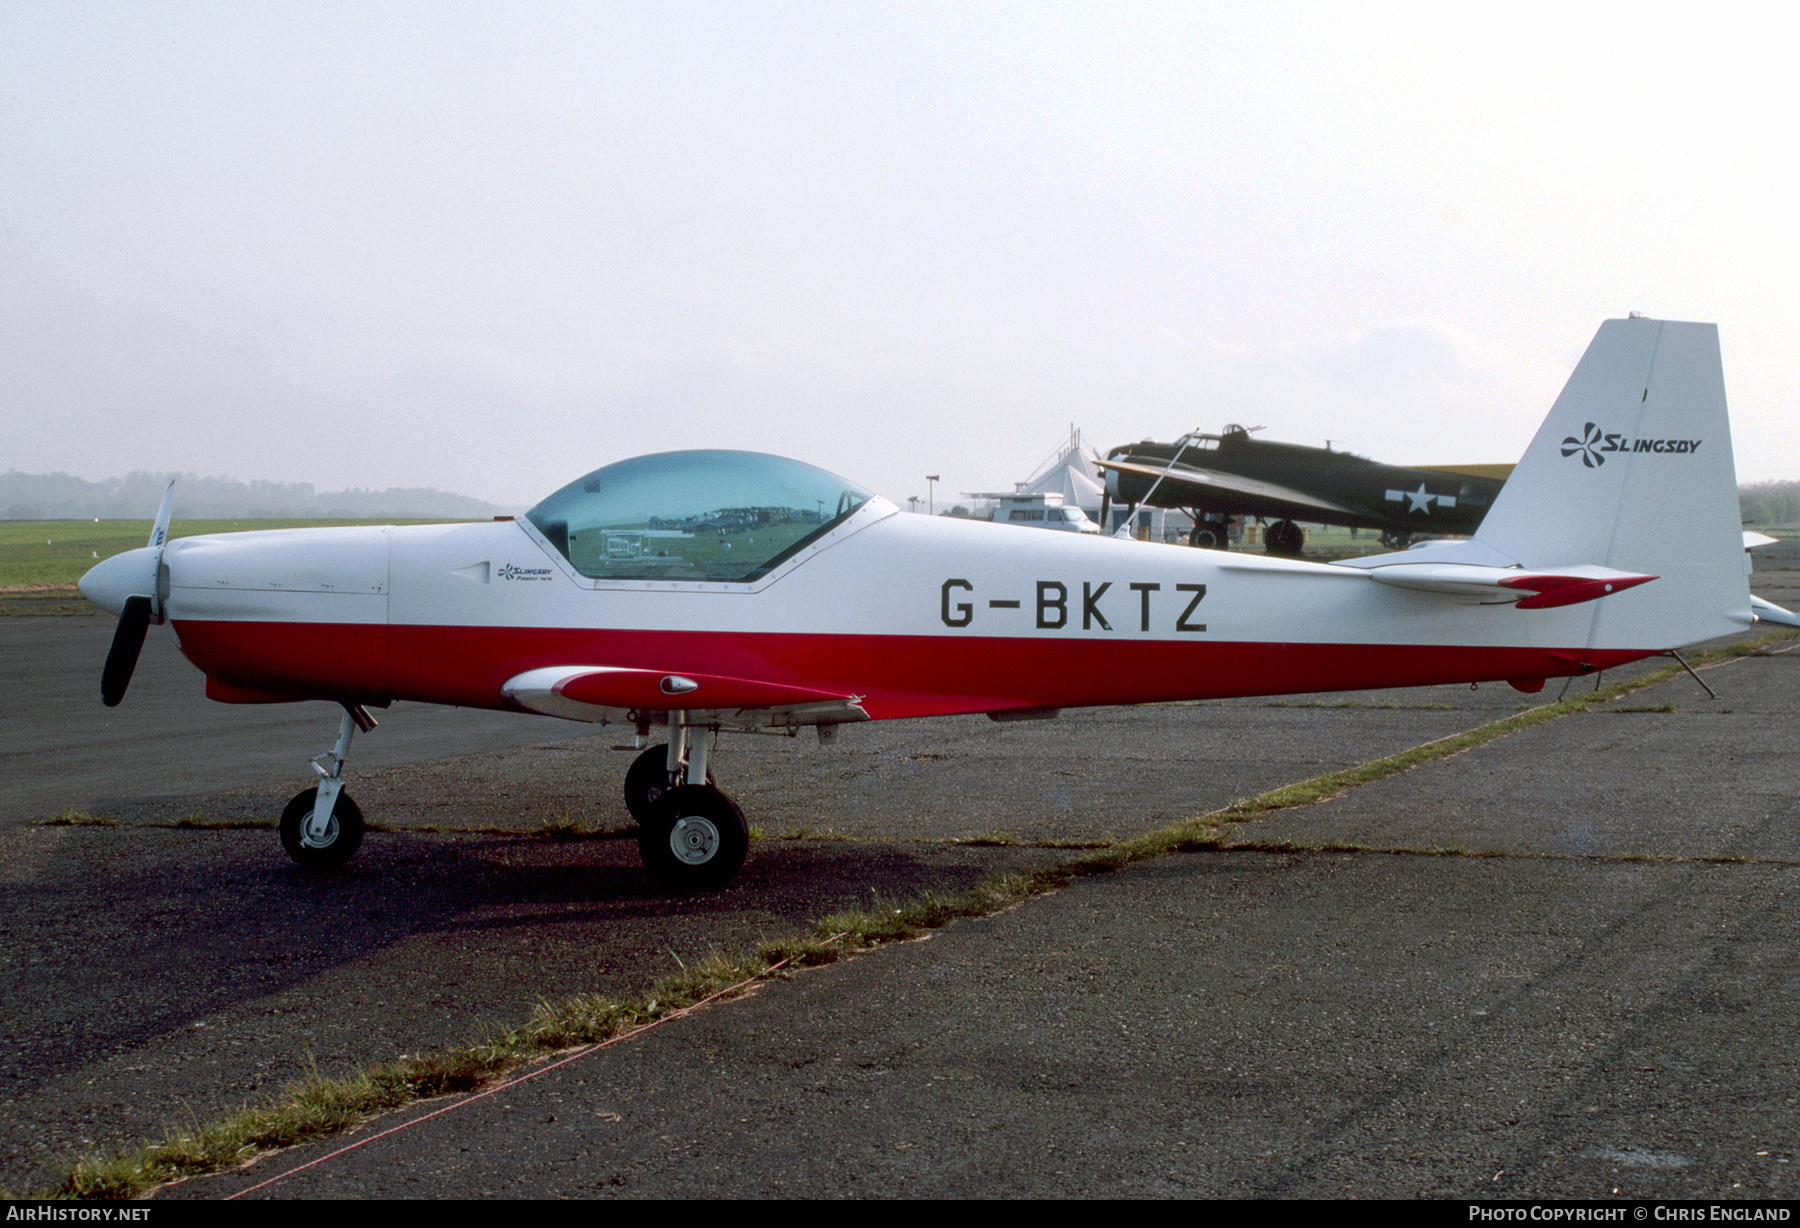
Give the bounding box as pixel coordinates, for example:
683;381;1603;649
78;317;1783;889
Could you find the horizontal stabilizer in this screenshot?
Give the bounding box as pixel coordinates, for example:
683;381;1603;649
1361;562;1657;608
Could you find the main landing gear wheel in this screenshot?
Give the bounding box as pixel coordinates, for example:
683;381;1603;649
1188;518;1230;549
623;744;678;823
1380;528;1412;550
279;787;365;869
623;743;715;823
638;785;748;890
1265;519;1305;556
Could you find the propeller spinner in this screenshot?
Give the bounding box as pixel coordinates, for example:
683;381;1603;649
78;481;175;706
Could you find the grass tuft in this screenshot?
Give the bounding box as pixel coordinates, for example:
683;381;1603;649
533;807;602;840
772;826;853;841
39;809;116;827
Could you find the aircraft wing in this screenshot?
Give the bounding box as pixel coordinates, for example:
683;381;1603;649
502;665;870;731
1413;462;1516;482
1093;456;1362;517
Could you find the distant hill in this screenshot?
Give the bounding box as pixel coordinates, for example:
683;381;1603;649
0;470;515;521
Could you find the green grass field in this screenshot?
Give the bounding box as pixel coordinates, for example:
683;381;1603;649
0;519;455;591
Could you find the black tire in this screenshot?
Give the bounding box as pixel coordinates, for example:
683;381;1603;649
638;785;748;890
623;744;677;823
1380;528;1412;550
1188;520;1228;550
622;744;715;823
280;787;365;869
1265;519;1305;556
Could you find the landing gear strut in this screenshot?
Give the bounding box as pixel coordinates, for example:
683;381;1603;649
279;703;376;869
634;716;747;890
622;740;713;822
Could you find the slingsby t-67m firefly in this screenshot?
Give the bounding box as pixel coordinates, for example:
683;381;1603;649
79;318;1786;889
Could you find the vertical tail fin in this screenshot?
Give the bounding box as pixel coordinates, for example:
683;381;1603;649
1473;317;1750;648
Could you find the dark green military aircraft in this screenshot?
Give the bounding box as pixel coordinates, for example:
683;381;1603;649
1096;425;1510;555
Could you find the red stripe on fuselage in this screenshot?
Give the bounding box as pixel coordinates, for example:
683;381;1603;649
171;619;1657;719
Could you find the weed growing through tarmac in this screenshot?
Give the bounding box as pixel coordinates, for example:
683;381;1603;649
39;629;1798;1200
167;813;270;831
40;809;116;827
532;806;603;840
38;809;268;832
774;825;855;841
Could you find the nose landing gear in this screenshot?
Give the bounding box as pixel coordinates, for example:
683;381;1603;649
278;703;376;870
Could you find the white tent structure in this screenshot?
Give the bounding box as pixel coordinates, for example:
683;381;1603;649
961;425;1190;540
1015;426;1106;509
1013;425;1192;541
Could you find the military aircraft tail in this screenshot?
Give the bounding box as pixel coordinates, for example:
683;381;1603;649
1471;316;1751;648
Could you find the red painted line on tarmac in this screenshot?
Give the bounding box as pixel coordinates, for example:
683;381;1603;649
222;934;851;1200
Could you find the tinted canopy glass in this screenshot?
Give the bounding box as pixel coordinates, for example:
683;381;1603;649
527;450;874;582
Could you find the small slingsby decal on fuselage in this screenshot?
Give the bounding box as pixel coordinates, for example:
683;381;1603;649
939;578;1207;632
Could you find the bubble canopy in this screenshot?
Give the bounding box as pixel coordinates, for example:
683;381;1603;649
526;450;877;582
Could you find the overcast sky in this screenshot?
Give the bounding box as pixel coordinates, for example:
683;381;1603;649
4;2;1796;511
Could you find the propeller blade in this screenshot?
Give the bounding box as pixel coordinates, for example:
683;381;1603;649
149;479;175;549
101;595;152;707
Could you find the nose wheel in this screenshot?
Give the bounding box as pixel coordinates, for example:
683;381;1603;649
280;786;365;869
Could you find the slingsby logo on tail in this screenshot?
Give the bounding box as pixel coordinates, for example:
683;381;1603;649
75;317;1786;890
1562;421;1704;467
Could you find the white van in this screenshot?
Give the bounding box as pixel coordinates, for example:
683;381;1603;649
994;492;1100;533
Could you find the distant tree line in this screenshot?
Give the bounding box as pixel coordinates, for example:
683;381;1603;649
1740;481;1800;529
9;468;1796;528
1;470;512;521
